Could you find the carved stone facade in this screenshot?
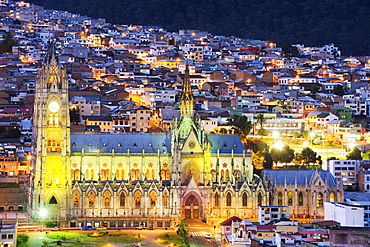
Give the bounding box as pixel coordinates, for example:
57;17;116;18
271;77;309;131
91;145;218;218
31;49;341;228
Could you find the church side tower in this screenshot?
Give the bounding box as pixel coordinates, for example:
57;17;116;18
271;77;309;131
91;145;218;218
31;45;71;219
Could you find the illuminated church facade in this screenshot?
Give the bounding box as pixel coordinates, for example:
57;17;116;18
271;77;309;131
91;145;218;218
30;49;342;228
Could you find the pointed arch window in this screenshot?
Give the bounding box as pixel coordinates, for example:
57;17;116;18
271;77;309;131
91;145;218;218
298;192;304;206
131;169;140;181
242;193;248;206
226;169;230;180
150;191;157;207
211;169;216;182
330;192;335;202
221;170;224;181
226;192;232;206
101;169;110;180
72;169;80;180
316;193;323;207
215;192;219;207
120;193;126;207
258;192;263;206
104;191;111;206
49;196;57;204
135;191;141;207
88;192;95;207
278;192;283;206
288;191;293;206
73;191;79;207
163;192;169;207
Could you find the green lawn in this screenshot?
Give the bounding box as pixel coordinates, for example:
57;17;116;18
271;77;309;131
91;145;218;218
155;232;184;247
46;231;142;243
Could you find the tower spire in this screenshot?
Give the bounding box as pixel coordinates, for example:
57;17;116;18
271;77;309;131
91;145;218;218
180;62;194;117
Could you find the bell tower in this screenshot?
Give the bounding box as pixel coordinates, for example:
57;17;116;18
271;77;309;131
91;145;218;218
31;44;71;220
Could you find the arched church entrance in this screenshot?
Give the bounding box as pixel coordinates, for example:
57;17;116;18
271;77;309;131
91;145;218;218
184;194;202;219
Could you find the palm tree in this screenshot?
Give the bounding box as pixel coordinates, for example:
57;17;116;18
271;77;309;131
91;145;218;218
255;113;266;136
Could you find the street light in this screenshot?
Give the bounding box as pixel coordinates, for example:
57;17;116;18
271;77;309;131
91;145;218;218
274;140;284;150
39;208;47;232
310;132;315;147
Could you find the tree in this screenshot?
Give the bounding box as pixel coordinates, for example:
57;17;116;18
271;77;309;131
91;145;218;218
0;32;18;53
295;147;319;165
311;84;319;94
176;220;189;247
16;234;29;247
263;151;273;169
333;84;344;96
70;108;80;124
227;115;252;140
255;113;265;136
270;144;295;166
346;147;362;160
327;156;339;161
281;44;300;58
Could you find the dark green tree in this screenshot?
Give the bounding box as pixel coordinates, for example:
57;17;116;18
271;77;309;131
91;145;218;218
255;113;265;136
2;127;21;138
281;44;300;58
311;84;319;94
333;84;344;96
16;234;29;247
176;220;189;246
295;147;318;165
270;144;295;165
327;156;339;161
346;147;362;160
70;108;80;124
263;151;273;169
227;115;252;140
0;32;18;53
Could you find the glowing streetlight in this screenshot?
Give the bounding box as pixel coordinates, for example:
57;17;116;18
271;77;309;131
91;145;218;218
348;142;356;151
39;208;47;232
274;140;284;150
310;132;315;147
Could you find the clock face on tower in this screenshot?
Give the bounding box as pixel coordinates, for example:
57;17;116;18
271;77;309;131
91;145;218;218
48;101;60;112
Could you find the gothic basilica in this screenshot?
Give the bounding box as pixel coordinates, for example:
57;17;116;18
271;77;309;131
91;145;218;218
30;48;342;228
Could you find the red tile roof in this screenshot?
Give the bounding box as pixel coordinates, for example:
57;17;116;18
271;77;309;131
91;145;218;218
220;216;243;226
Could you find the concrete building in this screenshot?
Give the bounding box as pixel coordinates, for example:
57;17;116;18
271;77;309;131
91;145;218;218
323;160;359;188
324;202;364;227
344;192;370;227
258;206;290;225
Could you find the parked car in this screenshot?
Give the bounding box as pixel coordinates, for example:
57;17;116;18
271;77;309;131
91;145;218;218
51;227;61;231
205;233;212;243
82;226;93;230
96;227;107;230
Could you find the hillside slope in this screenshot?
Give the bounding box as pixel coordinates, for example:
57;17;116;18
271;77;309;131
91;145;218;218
28;0;370;55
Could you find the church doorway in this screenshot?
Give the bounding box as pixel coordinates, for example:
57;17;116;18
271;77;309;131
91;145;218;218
184;194;201;219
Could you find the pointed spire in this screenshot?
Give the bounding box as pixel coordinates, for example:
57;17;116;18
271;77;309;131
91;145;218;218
180;62;194;117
